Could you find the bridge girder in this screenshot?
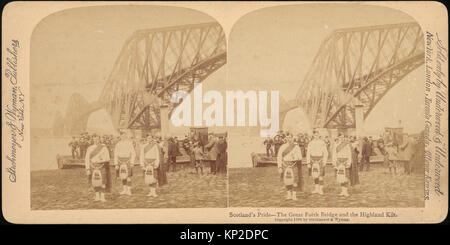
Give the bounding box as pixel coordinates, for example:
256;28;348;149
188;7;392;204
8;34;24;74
62;94;104;135
290;22;424;129
63;22;424;135
99;22;226;130
324;53;424;128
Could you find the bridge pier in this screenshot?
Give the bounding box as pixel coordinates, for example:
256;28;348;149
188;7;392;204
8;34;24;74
160;104;170;138
355;103;364;138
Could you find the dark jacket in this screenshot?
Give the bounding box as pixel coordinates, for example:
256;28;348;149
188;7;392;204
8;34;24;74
168;140;179;158
362;141;373;156
205;138;219;161
217;139;227;154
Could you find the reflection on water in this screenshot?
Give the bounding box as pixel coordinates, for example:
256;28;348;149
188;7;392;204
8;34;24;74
228;135;265;168
31;136;72;171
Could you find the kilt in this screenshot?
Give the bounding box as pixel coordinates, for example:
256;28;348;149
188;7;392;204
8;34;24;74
118;157;133;179
336;167;350;184
336;158;350;184
310;156;325;178
282;161;299;187
91;162;107;190
144;159;158;185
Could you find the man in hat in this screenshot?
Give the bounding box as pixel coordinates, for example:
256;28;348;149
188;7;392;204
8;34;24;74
361;137;372;171
385;141;399;175
167;137;179;172
273;135;284;156
400;136;416;175
158;136;169;185
114;130;136;196
263;137;274;157
79;135;87;159
205;135;219;175
85;134;111;202
306;129;329;195
277;133;303;200
140;135;160;197
349;137;360;186
216;135;228;174
332;133;352;197
192;141;205;175
69;136;79;159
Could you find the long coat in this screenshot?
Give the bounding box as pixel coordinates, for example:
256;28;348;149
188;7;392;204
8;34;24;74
400;137;416;161
168;140;179;159
216;139;228;170
362;141;373;157
349;144;360;186
157;141;168;186
205;138;219;161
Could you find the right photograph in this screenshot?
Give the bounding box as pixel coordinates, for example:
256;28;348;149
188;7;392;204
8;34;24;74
227;4;425;207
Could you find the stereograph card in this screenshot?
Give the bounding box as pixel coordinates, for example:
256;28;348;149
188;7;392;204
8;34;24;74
1;1;448;224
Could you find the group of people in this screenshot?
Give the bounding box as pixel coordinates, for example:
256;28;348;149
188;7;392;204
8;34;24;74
381;136;417;176
264;131;333;159
275;129;416;201
162;133;228;175
81;130;228;202
202;134;228;174
84;132;166;202
276;130;360;201
68;133;117;160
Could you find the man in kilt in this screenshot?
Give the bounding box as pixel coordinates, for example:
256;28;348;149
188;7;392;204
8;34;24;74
85;134;111;202
114;130;136;196
306;130;329;195
332;133;352;197
140;136;161;197
277;133;303;201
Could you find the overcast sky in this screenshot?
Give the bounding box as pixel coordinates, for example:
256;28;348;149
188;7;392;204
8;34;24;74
31;5;216;129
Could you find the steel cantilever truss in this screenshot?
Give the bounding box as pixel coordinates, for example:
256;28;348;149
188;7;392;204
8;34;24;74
99;22;226;130
285;22;424;129
63;93;104;135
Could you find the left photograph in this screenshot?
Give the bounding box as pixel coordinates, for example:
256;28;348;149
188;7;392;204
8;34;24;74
30;5;227;209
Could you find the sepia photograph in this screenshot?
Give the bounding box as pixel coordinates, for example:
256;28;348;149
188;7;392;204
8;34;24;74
2;1;447;224
30;5;228;209
227;4;426;208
